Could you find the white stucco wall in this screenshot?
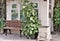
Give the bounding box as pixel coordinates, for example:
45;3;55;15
39;0;49;26
51;0;54;31
39;0;46;26
6;2;11;20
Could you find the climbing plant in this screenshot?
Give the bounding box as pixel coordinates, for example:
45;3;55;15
20;0;41;38
53;2;60;31
0;0;6;28
0;17;5;28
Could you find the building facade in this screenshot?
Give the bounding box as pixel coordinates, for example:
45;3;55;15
6;0;55;40
0;0;55;41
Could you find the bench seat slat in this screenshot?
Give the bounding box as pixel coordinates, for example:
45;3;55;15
4;20;22;30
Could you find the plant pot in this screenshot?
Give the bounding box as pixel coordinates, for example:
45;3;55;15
26;32;38;39
31;32;38;39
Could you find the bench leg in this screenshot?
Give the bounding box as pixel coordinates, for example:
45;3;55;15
9;29;11;34
3;29;11;35
3;29;6;34
20;30;22;37
5;29;7;36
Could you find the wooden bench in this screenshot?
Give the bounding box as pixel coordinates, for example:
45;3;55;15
3;20;22;37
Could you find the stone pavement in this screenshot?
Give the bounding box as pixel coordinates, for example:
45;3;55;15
0;33;59;41
0;33;36;41
51;33;60;41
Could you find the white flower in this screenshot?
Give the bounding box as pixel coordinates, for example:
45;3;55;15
23;6;26;8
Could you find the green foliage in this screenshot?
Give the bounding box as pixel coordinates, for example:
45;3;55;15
53;2;60;30
0;0;6;28
20;0;41;38
0;17;5;28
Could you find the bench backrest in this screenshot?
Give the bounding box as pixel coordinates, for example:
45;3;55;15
6;20;21;28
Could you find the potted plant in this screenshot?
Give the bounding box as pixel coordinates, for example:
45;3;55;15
20;0;41;39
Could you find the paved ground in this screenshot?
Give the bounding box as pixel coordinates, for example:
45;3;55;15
0;33;59;41
0;33;36;41
51;32;60;41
